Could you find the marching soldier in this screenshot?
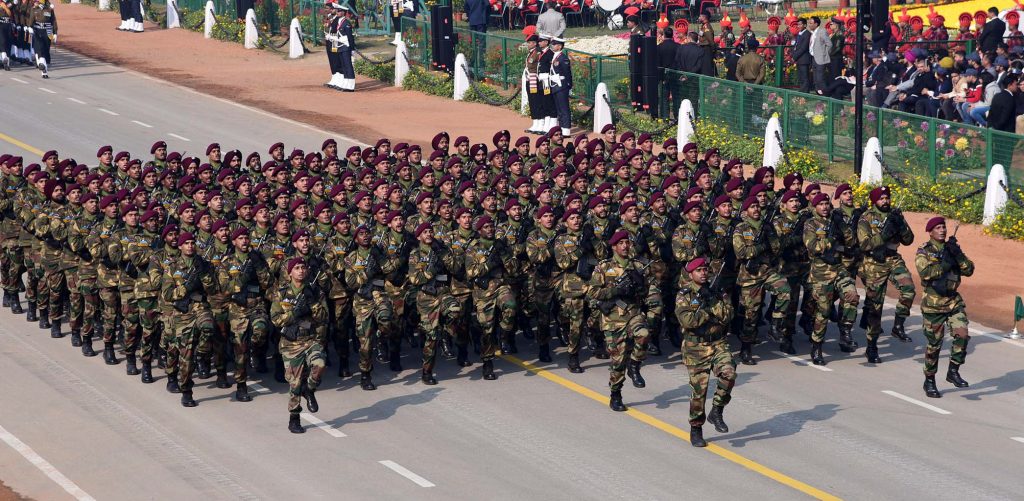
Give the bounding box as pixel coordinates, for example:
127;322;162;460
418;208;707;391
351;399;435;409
675;257;735;448
525;206;560;362
30;0;56;78
218;227;273;402
344;225;393;391
407;222;462;384
856;186;915;364
915;217;974;398
465;216;517;380
554;208;591;373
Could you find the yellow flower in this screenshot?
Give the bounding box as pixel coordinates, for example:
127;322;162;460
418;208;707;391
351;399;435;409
954;137;968;151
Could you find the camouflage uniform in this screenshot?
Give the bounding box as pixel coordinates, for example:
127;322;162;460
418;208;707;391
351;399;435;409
0;176;26;302
377;229;414;356
32;198;72;328
408;241;462;375
217;250;273;385
90;217;122;349
111;221;143;363
130;230;163;366
733;214;791;362
525;226;561;352
773;210;814;342
270;281;328;414
160;252;217;400
856;205;916;353
68;210;102;351
803;212;860;355
553;228;591;366
343;244;393;375
465;236;518;363
440;226;475;360
16;188;43;317
587;254;650;392
325;231;355;374
915;238;974;378
675;277;735;427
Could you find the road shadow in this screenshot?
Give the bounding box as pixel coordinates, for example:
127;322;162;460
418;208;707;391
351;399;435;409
957;369;1024;401
717;403;842;448
325;387;444;428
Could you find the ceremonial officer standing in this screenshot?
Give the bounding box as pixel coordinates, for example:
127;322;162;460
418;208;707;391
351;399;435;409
324;3;355;92
915;217;974;398
549;37;573;137
523;32;545;134
675;257;735;448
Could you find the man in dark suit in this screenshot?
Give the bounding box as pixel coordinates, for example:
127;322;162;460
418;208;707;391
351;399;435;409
979;8;1006;53
791;18;812;93
674;32;705;111
987;73;1019;132
657;27;681;118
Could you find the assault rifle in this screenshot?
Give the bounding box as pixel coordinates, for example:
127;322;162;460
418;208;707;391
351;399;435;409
598;260;653;315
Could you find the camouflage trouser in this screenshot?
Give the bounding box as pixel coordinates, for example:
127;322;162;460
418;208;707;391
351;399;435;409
353;289;393;373
738;271;791;343
385;281;412;349
603;313;649;391
450;292;472;347
97;286;120;343
159;307;180;379
416;288;462;372
43;265;65;320
472;282;517;361
203;304;229;371
810;272;859;343
170;303;215;391
784;272;815;335
683;337;736;426
121;290;140;352
558;293;587;355
227;300;269;384
23;247;39;302
137;297;160;362
1;242;25;292
862;256;916;342
646;263;666;336
532;285;556;345
66;269;82;330
922;308;969;377
79;282;99;339
281;335;326;413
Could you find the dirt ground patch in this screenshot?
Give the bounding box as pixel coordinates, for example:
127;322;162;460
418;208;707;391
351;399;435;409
0;479;29;501
53;3;1024;331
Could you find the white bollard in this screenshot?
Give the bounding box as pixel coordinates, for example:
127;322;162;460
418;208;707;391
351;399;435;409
453;53;469;101
983;163;1009;225
98;0;111;10
204;1;215;39
166;0;181;28
676;99;695;148
592;83;612;134
70;0;79;4
860;137;884;185
762;115;783;169
288;18;304;59
520;70;528;115
395;41;410;87
244;8;258;49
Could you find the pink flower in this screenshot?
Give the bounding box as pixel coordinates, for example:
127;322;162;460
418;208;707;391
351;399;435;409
898;140;908;148
944;148;954;158
920;121;930;132
866;111;876;121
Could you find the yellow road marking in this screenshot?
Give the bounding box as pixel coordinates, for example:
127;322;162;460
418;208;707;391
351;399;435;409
0;132;45;157
500;354;842;501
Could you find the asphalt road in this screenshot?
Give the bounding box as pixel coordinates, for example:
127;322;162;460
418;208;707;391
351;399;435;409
1;49;1024;501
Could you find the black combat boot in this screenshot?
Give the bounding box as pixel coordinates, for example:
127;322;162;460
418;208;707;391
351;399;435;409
38;308;50;329
740;342;757;365
196;354;212;379
166;377;180;393
70;329;81;347
440;336;454;360
707;405;729;433
482;360;497;380
273;353;286;383
50;320;62;338
360;371;376;391
609;390;626;412
838;325;857;353
946;363;969;388
504;329;518;354
456;344;473;367
779;338;796;355
647;333;662;356
26;301;37;322
103;342;118;365
215;368;230;388
810;342;825;366
125;354;140;375
9;294;22;314
690;426;707;447
180;390;197;407
421;370;438;385
626;360;646;388
891;316;911;342
235;382;252;402
2;291;9;307
593;333;609;359
865;339;881;364
288;413;305;433
767;318;784;342
923;375;941;398
140;361;154;384
859;304;870;330
388;349;403;372
537;343;552;363
338;356;352;378
81;335;96;357
302;385;318;413
567;353;584;373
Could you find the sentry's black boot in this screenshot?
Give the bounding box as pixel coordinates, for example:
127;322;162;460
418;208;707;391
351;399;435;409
690;426;707;447
125;353;140;375
946;362;969;388
38;308;50;329
707;405;729;433
609;390;626;412
360;371;376;391
923;375;941;398
288;413;305;433
891;316;911;342
81;335;96;357
103;342;118;365
627;360;646;388
140;361;154;384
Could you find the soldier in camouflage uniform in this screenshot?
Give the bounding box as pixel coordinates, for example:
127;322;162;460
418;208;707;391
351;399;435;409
271;257;328;433
465;216;518;380
130;211;165;383
160;232;217;407
198;220;232;385
1;157;27;314
439;207;476;367
553;209;591;373
830;183;866;333
407;222;462;384
325;212;355;377
32;180;69;337
856;186;915;364
732;196;790;365
802;194;860;365
525;206;561;363
587;230;650;412
915;217;974;398
68;193;102;356
150;225;181;387
675;257;735;448
90;196;123;365
217;227;273;402
111;203;142;374
376;210;415;370
16;171;45;323
772;190;813;354
343;225;393;391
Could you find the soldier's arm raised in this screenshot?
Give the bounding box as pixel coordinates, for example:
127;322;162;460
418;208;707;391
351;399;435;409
857;215;884;252
915;248;946;281
675;289;710;330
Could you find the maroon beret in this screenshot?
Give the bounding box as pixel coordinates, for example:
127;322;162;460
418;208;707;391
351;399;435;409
925;216;945;232
742;196;758;212
415;222;432;237
536;205;553;219
561;208;580;222
205;143;220;156
286;257;305;274
833;183;852;200
587;197;607;210
803;183;821;195
384;210;402;224
97;145;113;157
811;193;830;207
725;177;745;193
683;200;703;214
780;190;799;204
783;172;804;187
608;230;630;246
161;224;179;240
230;227;249;241
474;215;493;231
99;195;118;210
749;183;768;197
713;194;731;207
869;186;890;204
618;201;637;215
211;219;229;234
685;257;708;273
291;229;310;243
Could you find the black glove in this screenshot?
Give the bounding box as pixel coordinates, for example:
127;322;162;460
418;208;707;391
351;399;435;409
292;296;311;319
77;248;92;261
881;218;899;240
183;271;202;294
486;251;502;271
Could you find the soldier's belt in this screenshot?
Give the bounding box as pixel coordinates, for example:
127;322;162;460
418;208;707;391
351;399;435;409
684;333;726;343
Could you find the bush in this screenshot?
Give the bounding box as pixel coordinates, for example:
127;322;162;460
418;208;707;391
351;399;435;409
354;59;396;82
986;201;1024;241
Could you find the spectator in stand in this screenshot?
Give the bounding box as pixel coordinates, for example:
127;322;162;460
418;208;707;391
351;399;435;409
953;68;983;122
987;73;1019;132
792;18;811;92
537;0;566;38
736;38;765;85
464;0;489;33
978;7;1006;54
964;71;996;126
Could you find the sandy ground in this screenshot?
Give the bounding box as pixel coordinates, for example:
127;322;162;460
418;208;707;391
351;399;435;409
47;3;1024;330
0;480;28;501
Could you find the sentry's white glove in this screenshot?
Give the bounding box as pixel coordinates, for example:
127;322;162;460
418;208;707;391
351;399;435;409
51;34;56;44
